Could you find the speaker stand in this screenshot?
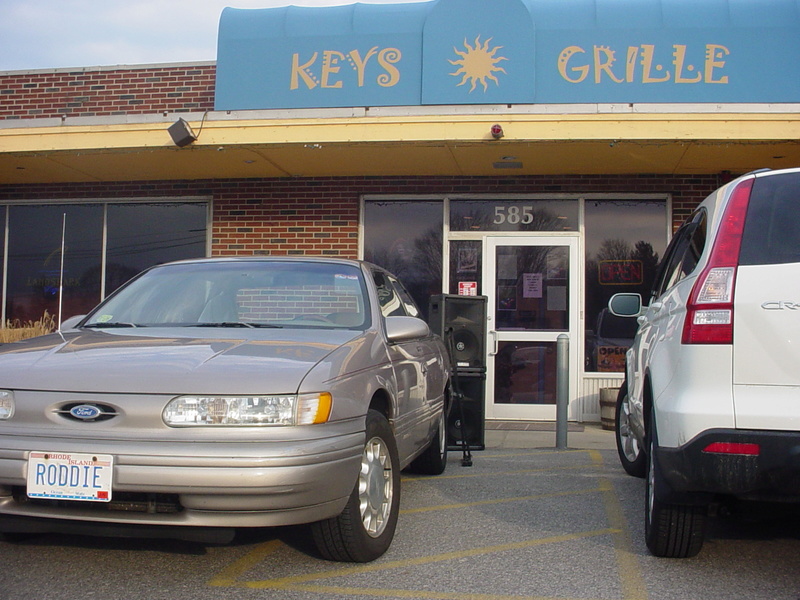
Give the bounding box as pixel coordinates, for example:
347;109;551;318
447;327;473;467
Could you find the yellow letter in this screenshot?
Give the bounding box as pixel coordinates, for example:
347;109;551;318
377;48;401;87
321;51;345;88
558;46;589;83
673;45;702;83
704;44;729;84
290;53;318;90
594;46;624;83
349;47;379;87
626;46;639;82
640;45;671;83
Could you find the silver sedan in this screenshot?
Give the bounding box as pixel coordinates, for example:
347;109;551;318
0;257;451;562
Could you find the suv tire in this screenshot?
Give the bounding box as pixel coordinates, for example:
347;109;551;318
644;412;707;558
615;382;646;478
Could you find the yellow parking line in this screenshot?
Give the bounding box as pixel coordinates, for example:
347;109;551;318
207;538;282;587
207;448;644;600
403;463;595;483
401;485;608;514
285;583;590;600
589;450;649;600
238;528;618;589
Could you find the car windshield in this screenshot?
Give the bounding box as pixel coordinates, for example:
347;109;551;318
82;261;370;329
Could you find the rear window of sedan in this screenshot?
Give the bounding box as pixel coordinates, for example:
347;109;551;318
83;261;371;329
740;172;800;266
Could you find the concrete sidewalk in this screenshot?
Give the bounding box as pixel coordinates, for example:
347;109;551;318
483;421;616;450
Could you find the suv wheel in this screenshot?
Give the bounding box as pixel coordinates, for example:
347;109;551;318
644;414;707;558
615;382;646;478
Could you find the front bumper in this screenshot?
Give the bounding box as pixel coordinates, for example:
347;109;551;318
0;423;364;529
656;428;800;503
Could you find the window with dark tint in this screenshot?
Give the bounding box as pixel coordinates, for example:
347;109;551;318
106;203;207;295
372;271;407;317
2;201;207;325
740;172;800;266
584;199;667;372
652;210;706;299
363;201;443;320
6;205;103;322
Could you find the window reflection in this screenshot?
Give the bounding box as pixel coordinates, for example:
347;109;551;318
584;200;667;372
449;240;482;296
363;201;443;320
3;202;207;325
495;245;569;331
494;341;557;404
6;205;103;323
106;203;207;295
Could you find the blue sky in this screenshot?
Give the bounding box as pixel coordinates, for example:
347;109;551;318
0;0;427;71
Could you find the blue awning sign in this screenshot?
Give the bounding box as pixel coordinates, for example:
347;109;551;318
214;0;800;111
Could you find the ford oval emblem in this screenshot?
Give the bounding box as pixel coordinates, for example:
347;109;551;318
70;404;101;420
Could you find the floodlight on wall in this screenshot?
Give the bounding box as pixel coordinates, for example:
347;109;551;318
168;118;197;147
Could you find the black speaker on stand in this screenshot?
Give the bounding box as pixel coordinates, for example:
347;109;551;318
429;294;487;451
446;371;486;451
428;294;487;373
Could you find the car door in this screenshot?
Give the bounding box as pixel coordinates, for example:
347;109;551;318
627;213;707;436
372;270;431;460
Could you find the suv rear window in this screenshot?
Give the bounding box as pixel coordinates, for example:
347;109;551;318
740;172;800;266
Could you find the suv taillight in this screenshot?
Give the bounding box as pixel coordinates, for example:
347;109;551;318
682;178;754;345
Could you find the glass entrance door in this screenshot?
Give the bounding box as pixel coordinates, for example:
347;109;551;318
484;236;580;420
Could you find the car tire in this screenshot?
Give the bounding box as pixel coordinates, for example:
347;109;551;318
311;409;401;562
644;413;706;558
615;382;646;478
407;410;448;475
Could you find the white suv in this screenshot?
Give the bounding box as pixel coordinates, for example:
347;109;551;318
609;167;800;558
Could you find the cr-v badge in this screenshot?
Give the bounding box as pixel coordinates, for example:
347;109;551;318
761;301;800;310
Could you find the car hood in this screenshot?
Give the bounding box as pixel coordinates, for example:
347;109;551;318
0;328;367;395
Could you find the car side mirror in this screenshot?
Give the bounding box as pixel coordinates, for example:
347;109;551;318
608;293;643;318
385;316;430;342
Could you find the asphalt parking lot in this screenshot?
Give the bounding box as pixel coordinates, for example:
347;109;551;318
1;423;799;600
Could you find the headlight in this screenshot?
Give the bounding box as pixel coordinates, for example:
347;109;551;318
162;393;332;426
0;390;13;420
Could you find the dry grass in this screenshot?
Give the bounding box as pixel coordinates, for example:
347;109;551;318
0;311;57;343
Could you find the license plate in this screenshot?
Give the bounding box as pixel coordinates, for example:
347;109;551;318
27;452;113;502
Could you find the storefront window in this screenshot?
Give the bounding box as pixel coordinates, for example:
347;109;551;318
106;203;208;296
6;205;103;323
449;240;482;296
450;199;578;232
584;200;668;372
363;201;443;319
2;201;207;325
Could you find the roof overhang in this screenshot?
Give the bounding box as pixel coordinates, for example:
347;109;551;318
2;105;799;184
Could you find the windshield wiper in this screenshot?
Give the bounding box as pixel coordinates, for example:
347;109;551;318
82;322;139;329
189;322;282;329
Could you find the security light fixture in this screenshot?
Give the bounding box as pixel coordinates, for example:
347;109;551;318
168;118;197;147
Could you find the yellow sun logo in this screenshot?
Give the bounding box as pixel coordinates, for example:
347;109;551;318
449;36;508;92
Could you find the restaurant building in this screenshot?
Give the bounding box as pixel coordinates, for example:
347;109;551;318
1;0;799;423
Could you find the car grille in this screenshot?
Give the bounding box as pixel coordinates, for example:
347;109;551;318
13;488;182;514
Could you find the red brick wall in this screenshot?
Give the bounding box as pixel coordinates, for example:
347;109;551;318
0;64;718;238
0;64;215;119
0;174;720;256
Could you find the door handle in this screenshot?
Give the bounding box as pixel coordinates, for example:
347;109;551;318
488;330;498;356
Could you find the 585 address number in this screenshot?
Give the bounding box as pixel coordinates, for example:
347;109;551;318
493;206;536;225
